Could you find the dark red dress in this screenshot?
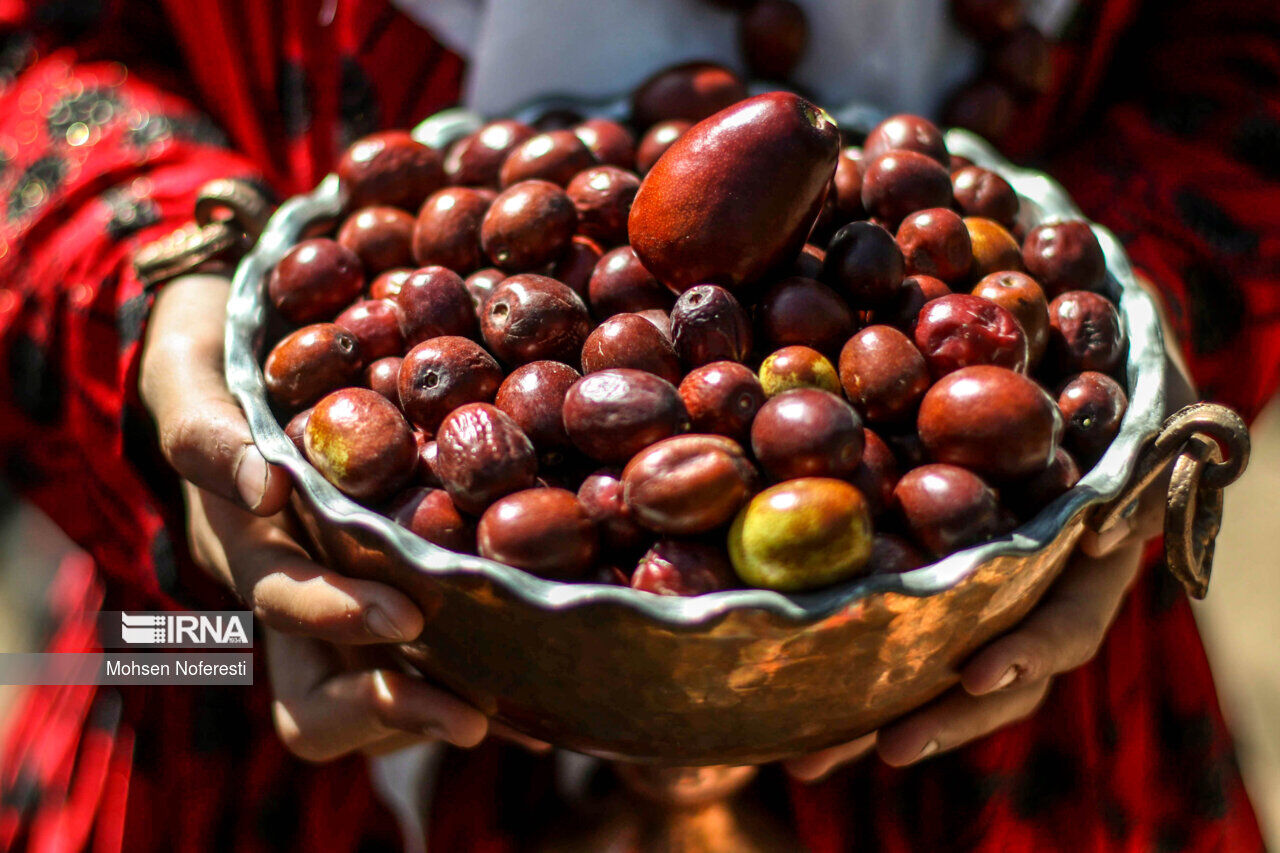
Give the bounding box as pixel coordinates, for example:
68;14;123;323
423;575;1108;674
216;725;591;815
0;1;1274;850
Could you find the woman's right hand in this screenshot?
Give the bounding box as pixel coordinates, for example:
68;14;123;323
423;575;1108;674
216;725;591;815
140;273;494;757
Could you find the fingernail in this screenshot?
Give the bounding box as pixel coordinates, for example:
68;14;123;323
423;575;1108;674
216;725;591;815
993;664;1021;691
234;447;269;511
366;606;410;642
914;739;939;762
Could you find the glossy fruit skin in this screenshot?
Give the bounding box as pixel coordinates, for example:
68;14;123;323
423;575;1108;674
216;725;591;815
1022;221;1107;297
632;539;736;596
678;362;765;443
1046;290;1126;375
1008;446;1081;516
398;336;503;432
1058;371;1128;464
480;274;592;366
822;221;906;306
867;533;926;574
434;403;538;515
758;277;855;358
412;187;493;273
631;62;747;128
364;356;403;401
849;428;900;518
499;130;597;188
751;389;865;481
893;463;999;557
284;408;310;452
790;243;826;279
369;268;412;300
395;265;479;345
264;323;363;410
581;313;681;384
550;236;603;300
464;267;506;312
574;119;636;169
951;166;1018;229
494;360;582;457
863;114;950;166
578;468;646;550
338;131;445;210
637;308;673;340
566;166;640;247
478;488;598;579
861;150;953;228
622;435;757;535
896;207;973;285
445;119;536;187
918;365;1063;479
268;238;364;324
728;478;873;592
670;284;753;367
882;274;951;330
480;180;578;272
588;246;675;318
337;206;416;274
629;92;840;292
390;487;476;553
334;299;405;361
635;120;691;174
839;325;931;423
304;388;417;502
416;436;443;486
758;346;841;397
830;148;866;223
739;0;808;79
972;271;1051;367
964;216;1024;281
563;369;689;462
914;293;1029;377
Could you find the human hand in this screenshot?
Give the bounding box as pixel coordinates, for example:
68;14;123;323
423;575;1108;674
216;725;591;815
142;274;424;644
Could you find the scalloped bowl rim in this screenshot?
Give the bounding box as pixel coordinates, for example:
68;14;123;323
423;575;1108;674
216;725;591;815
225;107;1166;627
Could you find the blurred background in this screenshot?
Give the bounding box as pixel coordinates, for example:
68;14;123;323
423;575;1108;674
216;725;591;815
2;398;1277;845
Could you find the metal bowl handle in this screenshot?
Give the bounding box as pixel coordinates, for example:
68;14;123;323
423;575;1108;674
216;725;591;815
1091;402;1251;599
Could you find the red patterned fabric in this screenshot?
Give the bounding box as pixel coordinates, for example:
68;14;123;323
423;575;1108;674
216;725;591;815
0;0;1274;850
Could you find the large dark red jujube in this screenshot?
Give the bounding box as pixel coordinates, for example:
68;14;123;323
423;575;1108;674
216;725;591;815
434;403;538;515
566;165;640;247
917;365;1063;480
445;119;536;187
678;362;765;443
480;180;578;272
494;360;582;456
412;187;493;274
337;206;416;274
1057;371;1128;464
1022;221;1107;298
268;238;364;325
264;323;363;410
894;463;1000;557
1046;290;1126;375
757;276;855;358
669;284;753;368
562;369;689;462
839;325;931;423
863;114;950;166
861;149;953;228
481;274;592;366
580;313;682;384
750;389;865;482
896;207;973;285
499;130;597;188
822;220;907;307
588;246;675;318
338;131;446;210
913;293;1029;377
478;488;598;579
397;336;503;433
395;265;479;345
334;299;404;362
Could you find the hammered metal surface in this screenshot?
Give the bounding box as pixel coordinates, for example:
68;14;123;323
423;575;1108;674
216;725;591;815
226;103;1168;764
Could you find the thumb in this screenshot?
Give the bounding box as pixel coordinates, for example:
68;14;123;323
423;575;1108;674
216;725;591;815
141;274;291;515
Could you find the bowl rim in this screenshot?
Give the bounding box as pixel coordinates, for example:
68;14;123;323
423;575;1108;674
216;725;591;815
225;103;1167;627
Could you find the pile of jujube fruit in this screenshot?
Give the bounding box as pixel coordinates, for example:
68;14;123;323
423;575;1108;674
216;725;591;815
261;63;1129;596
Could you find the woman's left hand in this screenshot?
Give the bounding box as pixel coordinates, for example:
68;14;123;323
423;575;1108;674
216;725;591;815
785;537;1145;780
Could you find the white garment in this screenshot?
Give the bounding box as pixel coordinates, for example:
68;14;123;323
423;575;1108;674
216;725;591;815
371;1;1079;849
393;0;1077;118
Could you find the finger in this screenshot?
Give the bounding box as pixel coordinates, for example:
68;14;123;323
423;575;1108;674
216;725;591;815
877;680;1049;767
783;732;877;782
189;485;425;643
140;274;291;515
268;630;488;762
960;542;1143;696
489;721;553;754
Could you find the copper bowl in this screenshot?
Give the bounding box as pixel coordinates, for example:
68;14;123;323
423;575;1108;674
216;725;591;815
225;102;1169;765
